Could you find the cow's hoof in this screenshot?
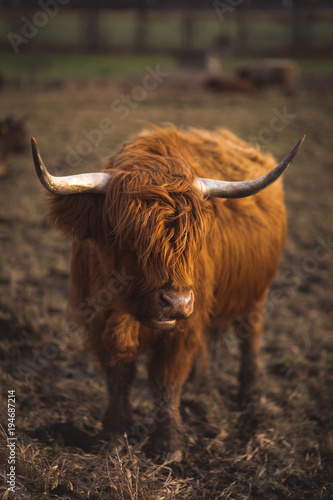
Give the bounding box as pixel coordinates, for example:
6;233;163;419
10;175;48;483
166;449;183;463
145;441;185;463
91;429;128;454
146;447;183;463
102;413;133;440
145;424;185;461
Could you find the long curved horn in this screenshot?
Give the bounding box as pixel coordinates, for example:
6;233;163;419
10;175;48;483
31;137;111;194
195;135;305;199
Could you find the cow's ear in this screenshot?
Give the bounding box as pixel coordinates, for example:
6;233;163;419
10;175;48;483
46;192;105;240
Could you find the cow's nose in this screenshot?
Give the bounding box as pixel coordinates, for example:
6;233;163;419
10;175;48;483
159;289;194;319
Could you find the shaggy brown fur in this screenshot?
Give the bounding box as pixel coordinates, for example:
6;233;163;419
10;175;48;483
47;125;287;455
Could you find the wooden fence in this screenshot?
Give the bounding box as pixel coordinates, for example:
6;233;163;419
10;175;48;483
1;6;333;57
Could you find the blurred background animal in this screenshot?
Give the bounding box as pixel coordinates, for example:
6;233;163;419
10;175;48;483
0;114;28;176
235;59;300;95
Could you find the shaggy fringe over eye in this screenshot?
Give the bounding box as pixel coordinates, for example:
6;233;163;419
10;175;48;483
103;149;214;292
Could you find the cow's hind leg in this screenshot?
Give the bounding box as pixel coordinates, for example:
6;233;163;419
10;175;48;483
234;297;266;404
147;333;199;457
186;343;210;393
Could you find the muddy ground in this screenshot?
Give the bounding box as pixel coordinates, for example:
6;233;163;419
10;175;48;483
0;76;332;499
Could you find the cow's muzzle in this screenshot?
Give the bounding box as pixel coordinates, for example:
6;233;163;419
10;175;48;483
143;287;194;330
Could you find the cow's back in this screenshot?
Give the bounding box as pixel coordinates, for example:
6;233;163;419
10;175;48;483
137;127;278;183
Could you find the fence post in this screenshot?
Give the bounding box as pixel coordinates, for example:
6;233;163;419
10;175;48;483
236;4;249;56
81;0;100;51
135;1;149;52
182;12;194;51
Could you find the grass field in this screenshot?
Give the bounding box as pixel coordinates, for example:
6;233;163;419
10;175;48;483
0;52;176;83
1;51;333;86
0;71;332;499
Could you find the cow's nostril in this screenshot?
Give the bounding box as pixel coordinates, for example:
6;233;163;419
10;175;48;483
159;291;172;309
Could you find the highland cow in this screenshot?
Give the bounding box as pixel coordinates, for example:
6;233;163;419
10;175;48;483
32;126;304;456
235;59;300;95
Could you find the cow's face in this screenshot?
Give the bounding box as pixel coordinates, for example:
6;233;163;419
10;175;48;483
101;166;214;329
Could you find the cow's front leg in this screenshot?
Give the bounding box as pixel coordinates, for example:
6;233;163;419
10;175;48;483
102;361;137;439
234;297;266;404
147;332;198;457
92;314;139;442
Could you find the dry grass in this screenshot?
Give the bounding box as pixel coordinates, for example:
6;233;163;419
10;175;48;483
0;426;190;499
0;74;332;499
